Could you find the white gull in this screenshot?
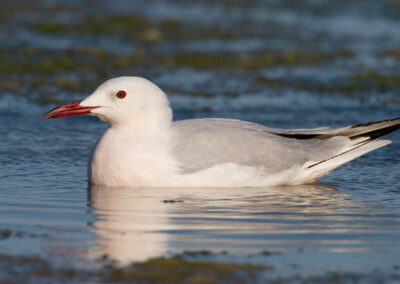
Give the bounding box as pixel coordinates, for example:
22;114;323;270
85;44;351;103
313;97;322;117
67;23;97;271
44;76;400;187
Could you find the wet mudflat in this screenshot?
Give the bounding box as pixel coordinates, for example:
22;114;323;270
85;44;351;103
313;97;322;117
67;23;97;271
0;0;400;283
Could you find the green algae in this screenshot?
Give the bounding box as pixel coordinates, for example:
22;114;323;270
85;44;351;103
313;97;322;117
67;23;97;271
0;43;397;107
1;252;399;283
0;253;264;284
348;69;400;92
157;49;326;70
33;15;235;43
383;49;400;60
101;256;263;283
0;47;145;75
335;49;355;58
0;46;331;100
77;15;152;39
0;53;77;73
255;69;400;95
0;229;11;239
35;22;69;34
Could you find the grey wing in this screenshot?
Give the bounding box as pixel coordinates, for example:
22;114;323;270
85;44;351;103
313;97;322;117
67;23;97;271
172;118;350;174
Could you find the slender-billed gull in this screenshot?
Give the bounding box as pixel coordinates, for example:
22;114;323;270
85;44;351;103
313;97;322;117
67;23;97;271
44;77;400;187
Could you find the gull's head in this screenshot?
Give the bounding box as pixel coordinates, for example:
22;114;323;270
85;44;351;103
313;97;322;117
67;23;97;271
44;77;172;126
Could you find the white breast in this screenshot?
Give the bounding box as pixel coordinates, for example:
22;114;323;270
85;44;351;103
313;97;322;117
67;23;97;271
89;126;179;187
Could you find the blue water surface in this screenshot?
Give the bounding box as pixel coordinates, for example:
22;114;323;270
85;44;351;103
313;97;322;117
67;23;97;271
0;0;399;281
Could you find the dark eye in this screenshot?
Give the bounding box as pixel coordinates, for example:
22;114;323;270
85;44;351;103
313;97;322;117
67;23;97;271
116;90;127;99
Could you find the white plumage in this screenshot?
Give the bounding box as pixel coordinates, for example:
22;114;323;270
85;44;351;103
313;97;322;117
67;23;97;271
44;76;399;187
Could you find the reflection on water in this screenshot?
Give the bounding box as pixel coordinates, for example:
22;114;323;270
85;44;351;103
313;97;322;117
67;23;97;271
87;184;400;275
88;186;174;263
88;184;360;264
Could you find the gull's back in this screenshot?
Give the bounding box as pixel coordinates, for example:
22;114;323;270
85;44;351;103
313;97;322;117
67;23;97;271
172;118;349;175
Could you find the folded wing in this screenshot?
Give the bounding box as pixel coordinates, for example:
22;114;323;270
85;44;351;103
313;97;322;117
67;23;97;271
172;118;399;182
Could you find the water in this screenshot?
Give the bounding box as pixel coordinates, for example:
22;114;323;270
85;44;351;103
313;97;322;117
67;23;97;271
1;0;400;282
1;93;399;281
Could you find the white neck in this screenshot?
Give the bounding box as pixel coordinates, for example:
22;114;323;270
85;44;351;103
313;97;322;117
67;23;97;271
88;106;178;187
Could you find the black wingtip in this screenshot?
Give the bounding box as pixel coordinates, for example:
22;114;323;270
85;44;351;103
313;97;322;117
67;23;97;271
351;123;400;140
350;117;400;128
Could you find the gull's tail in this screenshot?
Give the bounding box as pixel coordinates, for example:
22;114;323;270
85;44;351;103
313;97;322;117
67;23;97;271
334;117;400;140
290;118;400;184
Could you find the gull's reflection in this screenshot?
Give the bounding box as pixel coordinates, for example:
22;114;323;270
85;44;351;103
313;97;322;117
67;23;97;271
87;186;178;263
87;183;350;264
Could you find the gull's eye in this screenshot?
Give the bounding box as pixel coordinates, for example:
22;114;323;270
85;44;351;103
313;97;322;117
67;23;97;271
116;90;127;99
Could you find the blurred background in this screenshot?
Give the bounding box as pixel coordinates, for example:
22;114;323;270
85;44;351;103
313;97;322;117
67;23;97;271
1;0;399;124
1;1;400;283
